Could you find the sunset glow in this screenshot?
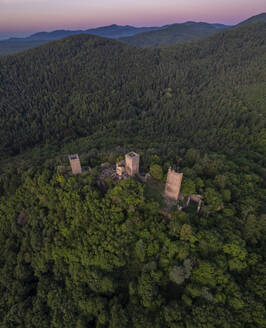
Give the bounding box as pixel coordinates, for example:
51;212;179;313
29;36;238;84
0;0;265;38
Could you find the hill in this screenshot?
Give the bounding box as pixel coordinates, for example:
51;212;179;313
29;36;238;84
120;22;229;47
0;24;165;55
238;12;266;26
0;23;265;159
0;23;265;328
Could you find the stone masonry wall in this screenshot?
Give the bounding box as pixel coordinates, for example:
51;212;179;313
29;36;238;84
68;154;82;175
164;168;183;201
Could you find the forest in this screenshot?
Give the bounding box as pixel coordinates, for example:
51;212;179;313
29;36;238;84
0;23;265;159
0;22;265;327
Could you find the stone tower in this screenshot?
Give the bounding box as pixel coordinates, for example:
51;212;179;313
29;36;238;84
68;154;82;175
164;168;183;201
125;152;140;176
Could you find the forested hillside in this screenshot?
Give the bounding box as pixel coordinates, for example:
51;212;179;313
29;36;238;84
237;12;266;26
0;22;265;328
120;22;227;47
0;152;265;327
0;23;265;158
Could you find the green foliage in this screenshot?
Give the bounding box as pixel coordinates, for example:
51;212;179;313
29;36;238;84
181;179;196;197
185;149;201;167
243;214;266;244
203;188;223;212
0;23;266;159
192;261;217;287
149;164;163;181
0;162;265;327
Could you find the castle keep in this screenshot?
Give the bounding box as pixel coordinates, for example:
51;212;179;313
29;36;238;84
68;154;82;174
125;152;140;176
164;168;183;201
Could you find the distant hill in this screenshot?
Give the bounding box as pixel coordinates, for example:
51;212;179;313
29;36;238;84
0;13;264;55
0;39;47;56
120;22;229;47
0;24;165;55
237;12;266;26
28;24;165;41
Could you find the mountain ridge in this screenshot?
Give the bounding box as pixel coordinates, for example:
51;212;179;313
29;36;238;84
26;24;166;41
119;22;229;47
0;21;227;55
5;24;166;43
237;12;266;26
1;12;265;56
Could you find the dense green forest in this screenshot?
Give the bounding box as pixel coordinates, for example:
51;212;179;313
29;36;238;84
0;148;265;327
0;22;265;327
0;23;265;159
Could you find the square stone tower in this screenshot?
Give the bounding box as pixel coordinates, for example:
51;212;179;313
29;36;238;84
68;154;82;175
125;152;140;176
164;168;183;201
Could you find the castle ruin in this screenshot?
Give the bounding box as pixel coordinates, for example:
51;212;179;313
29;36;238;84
68;154;82;175
164;168;183;201
116;160;126;179
190;194;203;213
125;152;140;177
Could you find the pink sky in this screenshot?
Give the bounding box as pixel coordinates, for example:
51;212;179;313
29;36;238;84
0;0;265;38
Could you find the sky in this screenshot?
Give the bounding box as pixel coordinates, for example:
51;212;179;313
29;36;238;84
0;0;265;38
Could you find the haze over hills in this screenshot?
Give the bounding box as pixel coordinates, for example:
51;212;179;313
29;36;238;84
0;24;166;55
120;13;266;47
0;13;264;55
120;22;229;47
26;24;165;40
0;21;231;55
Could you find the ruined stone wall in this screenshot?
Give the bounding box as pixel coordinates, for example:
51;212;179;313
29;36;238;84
164;168;183;201
116;160;126;177
125;152;140;176
68;154;82;175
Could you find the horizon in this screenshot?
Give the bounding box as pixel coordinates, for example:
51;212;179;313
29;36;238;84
0;13;264;40
0;20;234;41
0;0;265;39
